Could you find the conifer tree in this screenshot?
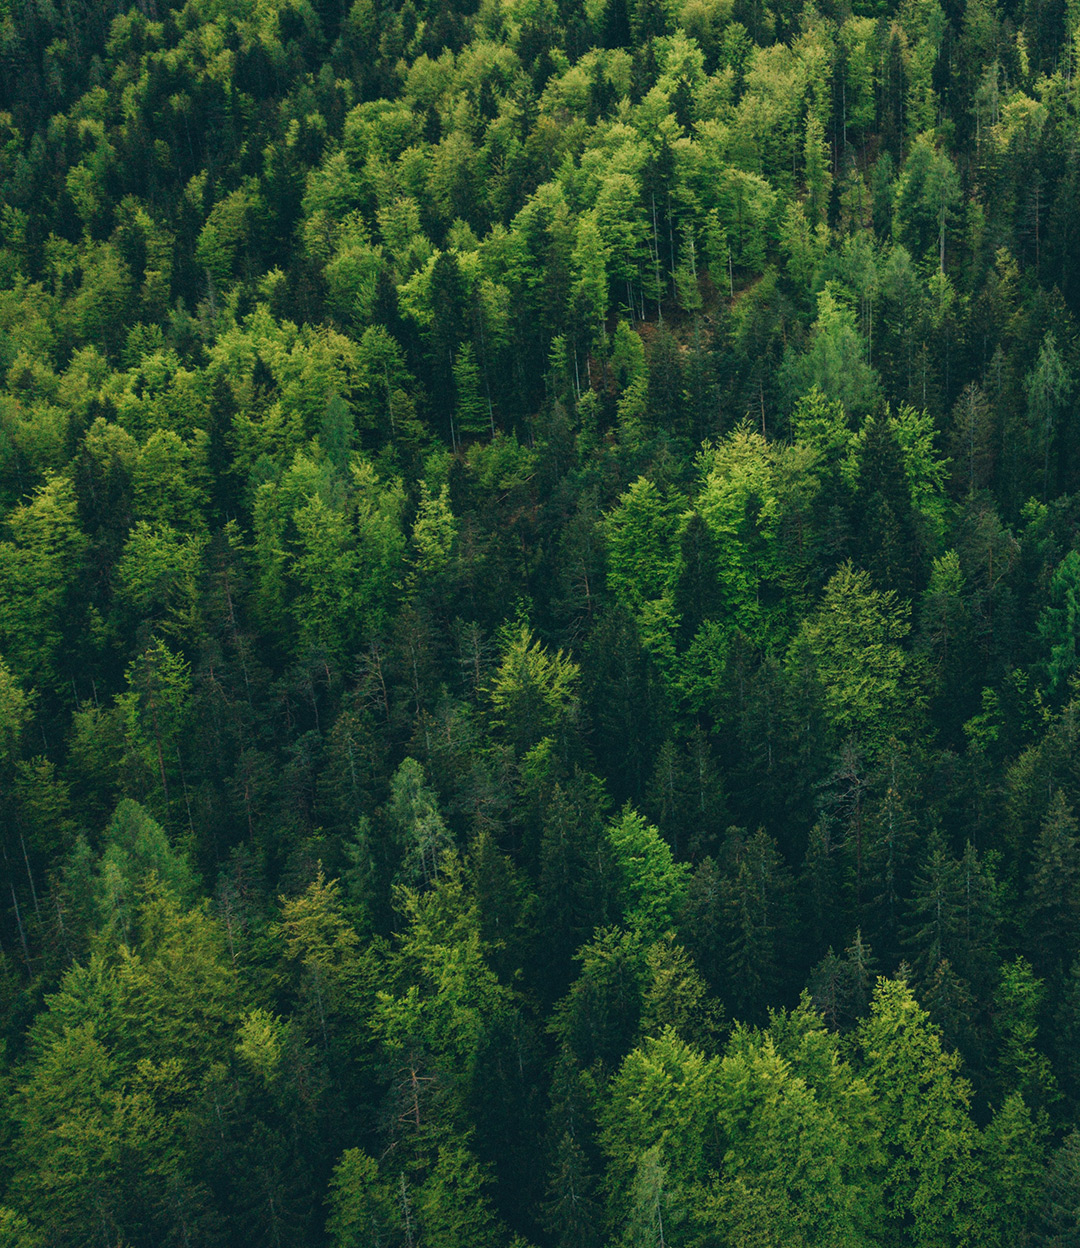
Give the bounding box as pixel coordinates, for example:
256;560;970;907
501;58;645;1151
1025;791;1080;979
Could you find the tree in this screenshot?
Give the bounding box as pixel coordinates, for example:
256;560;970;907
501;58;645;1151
326;1150;397;1248
1024;791;1080;978
808;931;877;1030
622;1146;683;1248
9;1018;160;1247
719;825;795;1020
372;856;515;1141
990;957;1056;1112
0;1207;41;1247
703;1017;885;1248
905;835;1001;1004
94;799;199;938
542;1130;600;1248
601;1027;722;1222
424;249;469;435
0;476;87;688
646;327;686;438
605;478;681;660
7;880;238;1248
537;773;611;995
856;978;985;1246
919;549;974;718
788;563;918;757
275;870;363;1052
117;521;207;644
644;728;725;857
849;413;922;598
780;286;881;415
638;936;723;1048
1040;552;1080;693
489;624;581;757
552;928;646;1076
417;1145;504;1248
803;113;832;228
1038;1131;1080;1248
132;429;208;531
411;482;457;584
1025;332;1072;499
980;1092;1048;1248
196;182;263;290
606;806;690;941
692;427;797;645
571;215;609;349
893;135;961;272
949;383;996;493
0;653;32;766
453;343;491;437
116;640;193;816
387;757;455;889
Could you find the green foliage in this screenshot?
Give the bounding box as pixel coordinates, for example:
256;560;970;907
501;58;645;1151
693;426;807;644
892;134;961;270
8;881;238;1246
417;1144;504;1248
490;624;581;756
600;1027;723;1210
605;478;681;658
97;799;200;933
789;563;918;754
326;1150;397;1247
0;655;33;766
0;0;1079;1239
388;757;455;888
606;806;690;940
857;977;984;1245
781;285;881;415
991;957;1056;1111
0;477;87;687
1040;550;1080;692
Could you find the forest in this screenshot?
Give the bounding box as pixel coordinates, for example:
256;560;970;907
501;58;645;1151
0;0;1078;1236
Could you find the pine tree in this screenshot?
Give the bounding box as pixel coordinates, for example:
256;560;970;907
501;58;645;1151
623;1146;682;1248
856;978;985;1246
1038;1131;1080;1247
719;826;795;1021
542;1132;601;1248
905;833;1001;1001
803;113;832;228
851;414;921;598
1025;791;1080;979
990;957;1057;1112
453;343;491;437
538;775;609;997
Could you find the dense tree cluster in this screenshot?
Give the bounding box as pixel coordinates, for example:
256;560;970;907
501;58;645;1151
1;0;1080;1238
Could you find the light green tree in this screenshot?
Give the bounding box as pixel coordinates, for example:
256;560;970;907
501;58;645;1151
780;285;881;414
276;870;364;1051
856;977;985;1246
453;343;491;437
605;478;681;659
788;563;918;755
571;214;610;347
326;1150;397;1248
804;113;832;228
387;757;455;888
0;476;87;688
489;624;580;755
607;807;691;941
117;521;207;644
